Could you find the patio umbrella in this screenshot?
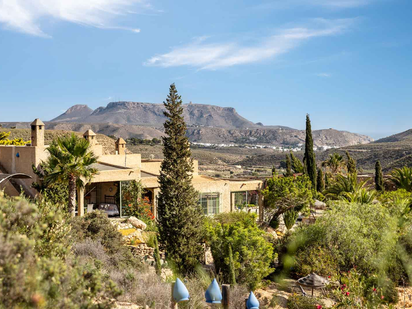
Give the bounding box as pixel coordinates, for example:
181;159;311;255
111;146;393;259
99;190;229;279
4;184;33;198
297;273;329;296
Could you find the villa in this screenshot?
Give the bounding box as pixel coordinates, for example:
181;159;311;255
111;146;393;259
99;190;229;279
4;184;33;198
0;119;265;218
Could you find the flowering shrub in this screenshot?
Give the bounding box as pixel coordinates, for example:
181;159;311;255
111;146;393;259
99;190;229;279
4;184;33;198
331;268;388;308
121;180;155;222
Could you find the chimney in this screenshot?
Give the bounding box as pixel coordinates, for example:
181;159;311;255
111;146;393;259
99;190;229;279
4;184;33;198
83;129;97;146
30;118;45;147
115;138;126;155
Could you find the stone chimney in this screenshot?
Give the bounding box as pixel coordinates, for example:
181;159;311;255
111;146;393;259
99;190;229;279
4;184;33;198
115;138;126;155
31;118;45;147
83;129;97;146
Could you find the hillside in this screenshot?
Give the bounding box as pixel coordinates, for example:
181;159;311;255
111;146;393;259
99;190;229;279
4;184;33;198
0;121;372;149
51;102;258;129
51;104;93;122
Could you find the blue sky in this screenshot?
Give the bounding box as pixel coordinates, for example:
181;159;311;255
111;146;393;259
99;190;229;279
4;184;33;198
0;0;411;139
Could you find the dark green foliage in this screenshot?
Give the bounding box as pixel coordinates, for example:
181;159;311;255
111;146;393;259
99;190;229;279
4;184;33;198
290;152;304;174
271;165;277;176
346;151;357;174
303;114;317;189
317;168;325;192
43;133;98;215
157;84;204;275
154;236;162;276
287;294;325;309
228;244;236;285
285;155;293;177
375;161;384;191
205;213;274;289
283;209;299;230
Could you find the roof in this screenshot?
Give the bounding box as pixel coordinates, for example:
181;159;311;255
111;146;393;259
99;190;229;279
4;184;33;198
30;118;45;126
116;137;126;145
0;173;32;185
83;129;96;137
91;162;130;171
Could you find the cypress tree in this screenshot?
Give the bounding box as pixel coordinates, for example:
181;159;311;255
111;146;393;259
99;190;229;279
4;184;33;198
285;155;293;177
228;244;236;285
346;151;357;175
157;84;204;275
154;236;162;276
272;165;277;176
290;152;304;173
304;114;317;189
316;168;325;192
375;161;384;191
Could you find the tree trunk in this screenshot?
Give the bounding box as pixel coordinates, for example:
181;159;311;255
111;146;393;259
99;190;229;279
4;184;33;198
68;175;77;217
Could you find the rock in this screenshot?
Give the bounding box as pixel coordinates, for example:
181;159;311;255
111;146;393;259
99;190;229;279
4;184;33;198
127;217;147;230
314;200;327;209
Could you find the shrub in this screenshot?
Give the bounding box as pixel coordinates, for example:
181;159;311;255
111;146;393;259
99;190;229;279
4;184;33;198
71;210;140;269
205;213;274;289
287;294;325;309
0;195;119;308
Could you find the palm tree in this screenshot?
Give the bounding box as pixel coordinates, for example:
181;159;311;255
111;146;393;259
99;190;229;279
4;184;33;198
391;167;412;191
324;173;368;200
322;153;345;174
340;188;377;204
45;134;98;216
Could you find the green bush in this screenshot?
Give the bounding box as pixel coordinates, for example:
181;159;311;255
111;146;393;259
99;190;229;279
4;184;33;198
0;195;119;308
287;294;325;309
205;212;274;289
71;210;140;269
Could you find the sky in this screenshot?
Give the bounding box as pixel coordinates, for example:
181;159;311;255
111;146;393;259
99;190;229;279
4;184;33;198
0;0;411;139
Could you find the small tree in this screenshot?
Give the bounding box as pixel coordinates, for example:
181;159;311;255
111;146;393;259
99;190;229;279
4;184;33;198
290;152;304;174
157;84;204;275
317;168;325;192
228;244;236;285
346;151;357;175
304;114;317;189
263;175;313;227
272;165;277;176
285;155;293;177
283;209;299;230
44;134;98;216
375;161;384;191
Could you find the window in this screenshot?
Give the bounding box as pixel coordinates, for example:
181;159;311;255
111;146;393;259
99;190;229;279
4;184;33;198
199;193;220;215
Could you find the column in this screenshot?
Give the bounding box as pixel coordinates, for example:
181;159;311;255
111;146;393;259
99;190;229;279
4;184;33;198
153;188;160;219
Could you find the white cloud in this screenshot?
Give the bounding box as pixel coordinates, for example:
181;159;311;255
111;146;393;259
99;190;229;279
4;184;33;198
145;18;356;70
0;0;149;37
309;0;372;8
315;73;332;77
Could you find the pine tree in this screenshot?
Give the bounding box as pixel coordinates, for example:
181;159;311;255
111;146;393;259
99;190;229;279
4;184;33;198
317;168;325;192
228;244;236;285
154;236;162;276
290;152;304;174
346;151;357;175
375;161;384;191
285;155;293;177
304;114;317;189
157;84;204;275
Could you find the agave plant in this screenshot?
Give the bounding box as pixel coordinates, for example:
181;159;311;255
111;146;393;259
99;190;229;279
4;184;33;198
340;188;377;204
391;167;412;191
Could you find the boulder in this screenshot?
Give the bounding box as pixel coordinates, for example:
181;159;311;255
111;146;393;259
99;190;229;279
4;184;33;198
127;216;147;230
